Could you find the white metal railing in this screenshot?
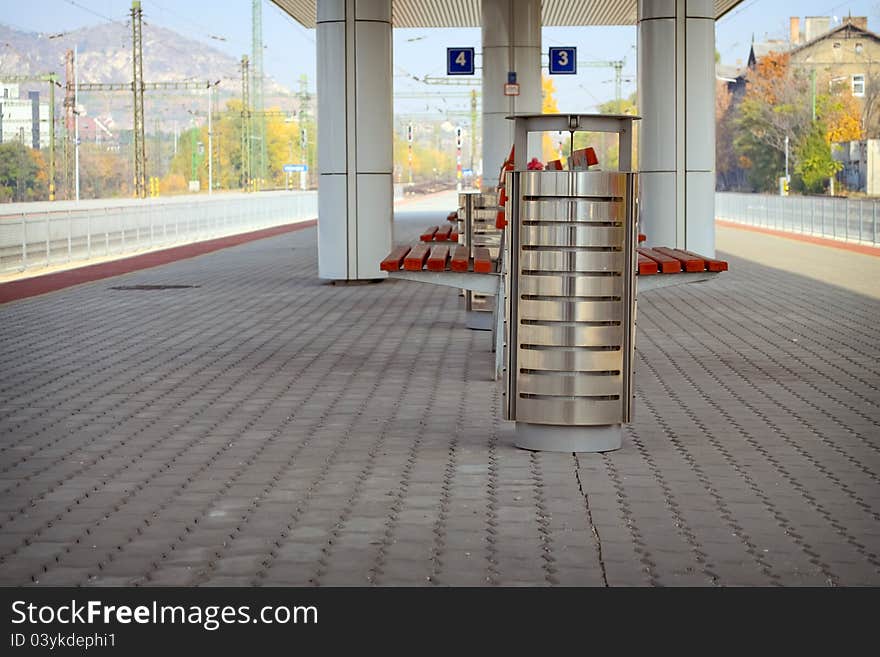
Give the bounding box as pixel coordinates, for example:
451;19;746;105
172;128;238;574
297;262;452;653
0;191;317;275
716;192;879;247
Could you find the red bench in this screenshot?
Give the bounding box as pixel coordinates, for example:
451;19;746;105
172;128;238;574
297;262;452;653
419;224;458;243
384;243;726;278
381;244;495;274
637;253;659;276
426;244;451;272
637;247;729;275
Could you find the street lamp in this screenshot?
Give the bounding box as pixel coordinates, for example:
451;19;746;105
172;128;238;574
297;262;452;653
185;79;220;194
206;80;220;195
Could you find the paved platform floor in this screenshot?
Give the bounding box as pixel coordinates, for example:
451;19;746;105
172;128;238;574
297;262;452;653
0;193;878;586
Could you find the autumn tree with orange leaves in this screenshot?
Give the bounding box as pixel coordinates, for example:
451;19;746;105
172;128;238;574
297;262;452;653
541;75;562;162
732;50;863;193
734;52;812;190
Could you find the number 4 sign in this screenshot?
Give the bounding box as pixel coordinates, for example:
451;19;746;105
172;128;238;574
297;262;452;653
447;48;475;75
549;47;577;75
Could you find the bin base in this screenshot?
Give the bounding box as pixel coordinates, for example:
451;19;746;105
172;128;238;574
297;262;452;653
514;423;622;453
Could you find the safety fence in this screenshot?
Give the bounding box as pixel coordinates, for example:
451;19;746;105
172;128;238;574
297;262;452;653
716;192;879;247
0;191;318;275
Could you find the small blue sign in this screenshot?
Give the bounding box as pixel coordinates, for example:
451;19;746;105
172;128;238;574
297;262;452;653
549;47;577;75
462;168;473;176
283;164;308;173
507;71;517;84
447;47;475;75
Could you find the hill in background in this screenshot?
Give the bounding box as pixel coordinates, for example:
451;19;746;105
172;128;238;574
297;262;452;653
0;21;298;131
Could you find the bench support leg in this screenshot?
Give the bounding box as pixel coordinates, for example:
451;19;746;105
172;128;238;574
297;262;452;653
492;275;505;381
514;423;622;453
465;310;493;331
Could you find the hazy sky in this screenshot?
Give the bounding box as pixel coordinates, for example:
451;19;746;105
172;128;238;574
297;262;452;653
2;0;878;115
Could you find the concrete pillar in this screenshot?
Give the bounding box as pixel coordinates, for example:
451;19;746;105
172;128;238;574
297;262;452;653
481;0;542;182
316;0;392;280
637;0;716;256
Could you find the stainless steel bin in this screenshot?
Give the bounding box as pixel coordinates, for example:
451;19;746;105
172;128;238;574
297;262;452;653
504;170;638;452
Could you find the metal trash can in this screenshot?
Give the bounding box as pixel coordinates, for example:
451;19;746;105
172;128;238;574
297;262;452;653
459;191;503;330
504;170;638;452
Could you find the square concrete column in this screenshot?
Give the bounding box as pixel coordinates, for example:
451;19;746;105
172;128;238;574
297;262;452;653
317;0;393;280
638;0;716;256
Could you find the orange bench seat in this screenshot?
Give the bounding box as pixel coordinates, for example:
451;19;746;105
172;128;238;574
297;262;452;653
380;244;496;274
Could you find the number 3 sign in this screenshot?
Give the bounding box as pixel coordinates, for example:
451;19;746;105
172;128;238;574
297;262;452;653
549;47;577;75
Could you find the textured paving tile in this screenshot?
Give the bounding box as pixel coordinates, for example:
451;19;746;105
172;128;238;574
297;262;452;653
0;193;878;587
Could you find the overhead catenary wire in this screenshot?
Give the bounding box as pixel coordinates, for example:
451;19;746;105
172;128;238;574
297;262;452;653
61;0;128;26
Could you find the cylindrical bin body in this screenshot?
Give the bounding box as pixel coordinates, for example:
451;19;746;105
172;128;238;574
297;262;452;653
504;170;638;452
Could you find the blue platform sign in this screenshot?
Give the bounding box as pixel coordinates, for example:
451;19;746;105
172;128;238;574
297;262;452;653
447;47;475;75
283;164;308;173
549;47;577;75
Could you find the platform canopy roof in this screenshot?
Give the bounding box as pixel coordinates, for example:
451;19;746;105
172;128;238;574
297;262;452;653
270;0;744;28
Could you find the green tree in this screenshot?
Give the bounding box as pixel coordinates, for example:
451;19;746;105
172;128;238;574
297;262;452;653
0;142;47;202
793;121;841;193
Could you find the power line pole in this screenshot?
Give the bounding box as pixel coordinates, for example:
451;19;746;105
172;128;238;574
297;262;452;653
241;55;251;191
131;1;147;198
64;50;75;199
251;0;267;189
74;45;80;201
77;79;219;194
577;59;628;112
296;74;311;188
207;83;213;194
48;75;56;201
